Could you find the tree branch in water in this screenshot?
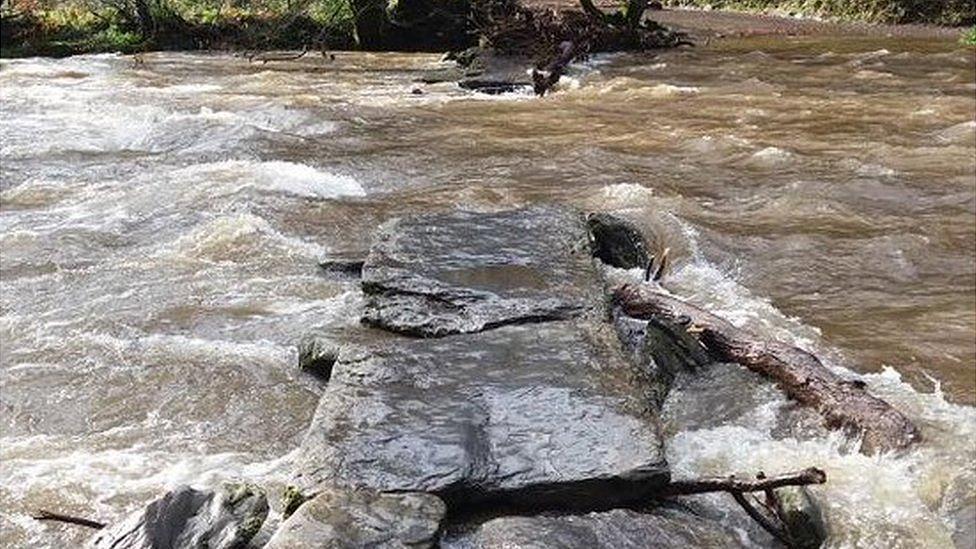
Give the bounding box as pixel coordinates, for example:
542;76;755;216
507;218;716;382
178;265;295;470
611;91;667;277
32;509;105;530
612;283;922;454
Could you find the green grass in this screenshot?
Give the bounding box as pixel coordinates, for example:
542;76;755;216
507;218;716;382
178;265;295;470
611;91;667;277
963;26;976;45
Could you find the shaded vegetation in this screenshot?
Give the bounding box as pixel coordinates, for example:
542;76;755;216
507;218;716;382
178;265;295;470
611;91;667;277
963;26;976;44
662;0;974;26
1;0;357;56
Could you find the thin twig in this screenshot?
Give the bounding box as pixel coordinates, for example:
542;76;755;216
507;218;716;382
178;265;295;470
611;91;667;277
32;509;105;530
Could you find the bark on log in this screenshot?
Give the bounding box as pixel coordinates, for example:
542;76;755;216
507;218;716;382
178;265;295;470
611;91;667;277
613;284;921;454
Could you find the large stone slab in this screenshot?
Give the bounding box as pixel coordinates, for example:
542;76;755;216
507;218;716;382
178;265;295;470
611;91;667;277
88;484;267;549
295;320;668;510
442;507;749;548
361;206;605;337
265;488;445;549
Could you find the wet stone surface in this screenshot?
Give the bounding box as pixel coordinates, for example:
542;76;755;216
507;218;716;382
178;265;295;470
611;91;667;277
294;320;669;510
441;506;749;548
88;484;267;549
361;206;605;337
265;488;445;549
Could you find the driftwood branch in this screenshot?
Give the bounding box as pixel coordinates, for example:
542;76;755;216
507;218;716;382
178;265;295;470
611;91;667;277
732;491;793;546
532;40;576;96
662;468;825;547
660;466;826;497
613;284;921;454
248;46;309;63
32;509;105;530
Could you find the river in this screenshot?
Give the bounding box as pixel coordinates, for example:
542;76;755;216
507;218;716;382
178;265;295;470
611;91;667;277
0;34;974;548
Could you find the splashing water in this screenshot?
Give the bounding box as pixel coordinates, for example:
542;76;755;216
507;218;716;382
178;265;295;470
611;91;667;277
1;36;973;548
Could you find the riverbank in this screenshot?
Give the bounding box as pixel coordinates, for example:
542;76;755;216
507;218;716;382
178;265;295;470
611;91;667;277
2;0;973;58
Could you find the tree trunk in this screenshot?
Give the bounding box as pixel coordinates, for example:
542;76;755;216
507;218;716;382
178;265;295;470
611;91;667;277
613;284;921;454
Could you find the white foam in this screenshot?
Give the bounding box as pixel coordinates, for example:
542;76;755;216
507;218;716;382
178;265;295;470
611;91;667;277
601;183;654;202
744;146;795;168
174;160;364;199
155;212;329;264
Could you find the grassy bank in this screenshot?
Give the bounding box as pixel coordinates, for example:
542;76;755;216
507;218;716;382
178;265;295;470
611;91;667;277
0;0;357;57
2;0;973;57
662;0;975;26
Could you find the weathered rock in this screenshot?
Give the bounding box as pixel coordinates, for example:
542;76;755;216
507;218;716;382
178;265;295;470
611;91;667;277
587;213;651;270
776;485;828;549
952;502;976;549
281;485;314;520
294;320;668;511
361;206;605;337
318;257;365;277
298;335;340;380
266;488;445;549
613;310;710;408
442;506;748;548
88;484;268;549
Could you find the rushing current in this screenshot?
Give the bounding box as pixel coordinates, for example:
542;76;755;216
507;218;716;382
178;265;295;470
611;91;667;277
1;34;974;548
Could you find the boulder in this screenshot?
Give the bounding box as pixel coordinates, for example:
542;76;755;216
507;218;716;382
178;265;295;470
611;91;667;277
294;320;669;511
266;488;445;549
361;206;605;337
441;506;748;548
88;484;268;549
587;213;651;270
776;485;828;549
318;255;365;277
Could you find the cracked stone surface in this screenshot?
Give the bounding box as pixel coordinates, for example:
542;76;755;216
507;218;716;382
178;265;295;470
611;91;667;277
294;320;668;510
441;507;749;548
361;206;605;337
265;488;445;549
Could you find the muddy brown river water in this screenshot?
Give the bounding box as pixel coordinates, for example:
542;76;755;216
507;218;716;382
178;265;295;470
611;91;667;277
0;32;974;548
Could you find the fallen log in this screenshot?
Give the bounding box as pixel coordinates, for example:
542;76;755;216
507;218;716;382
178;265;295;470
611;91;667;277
613;284;921;454
32;509;105;529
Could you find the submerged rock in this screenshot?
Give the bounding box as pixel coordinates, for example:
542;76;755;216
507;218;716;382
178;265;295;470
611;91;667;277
266;488;445;549
318;258;365;278
420;49;534;94
88;484;268;549
613;311;711;408
587;212;651;270
776;485;828;549
297;335;340;380
442;506;748;548
294;320;668;510
361;206;605;337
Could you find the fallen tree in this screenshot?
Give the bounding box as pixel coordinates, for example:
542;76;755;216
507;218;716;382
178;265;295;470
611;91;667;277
613;283;921;454
470;0;690;95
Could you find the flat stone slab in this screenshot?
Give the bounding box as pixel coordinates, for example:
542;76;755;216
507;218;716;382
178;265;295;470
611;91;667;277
265;488;445;549
295;320;668;510
361;206;605;337
442;507;749;548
